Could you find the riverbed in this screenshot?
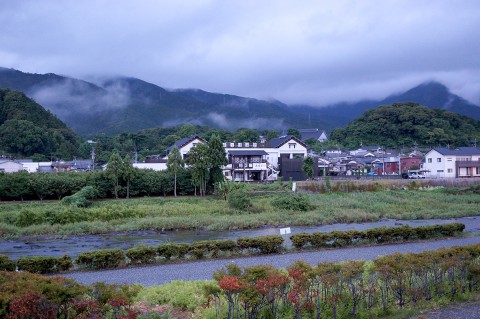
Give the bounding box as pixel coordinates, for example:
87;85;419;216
1;216;479;259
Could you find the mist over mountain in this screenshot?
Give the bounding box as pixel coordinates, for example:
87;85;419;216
0;67;479;138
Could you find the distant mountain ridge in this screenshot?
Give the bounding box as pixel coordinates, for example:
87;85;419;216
0;67;479;137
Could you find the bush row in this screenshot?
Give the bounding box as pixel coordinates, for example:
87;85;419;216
3;224;465;272
290;223;465;249
0;254;73;274
0;169;196;201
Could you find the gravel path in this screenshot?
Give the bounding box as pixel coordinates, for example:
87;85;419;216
62;236;480;286
408;299;480;319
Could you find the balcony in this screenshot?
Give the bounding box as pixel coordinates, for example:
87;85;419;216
455;160;480;168
233;162;267;170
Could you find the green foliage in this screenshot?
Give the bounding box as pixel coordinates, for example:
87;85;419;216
287;128;301;139
237;235;284;254
61;185;97;207
138;280;216;312
157;243;190;260
271;193;312;211
0;254;15;271
227;189;252;210
167;146;185;197
126;245;157;264
75;248;125;270
330;102;480;148
302;156;314;180
16;256;59;274
0;88;83;159
290;223;465;249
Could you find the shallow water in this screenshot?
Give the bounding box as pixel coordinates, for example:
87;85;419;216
1;216;479;259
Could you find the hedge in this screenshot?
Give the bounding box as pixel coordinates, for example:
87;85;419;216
75;249;125;270
237;235;284;254
126;245;157;264
290;223;465;249
17;256;58;274
1;224;465;272
0;255;15;271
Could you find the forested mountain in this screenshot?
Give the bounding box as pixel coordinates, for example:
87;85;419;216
0;88;85;160
1;67;479;138
330;102;480;148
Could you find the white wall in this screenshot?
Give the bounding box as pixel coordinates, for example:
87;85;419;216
0;161;24;173
424;150;456;178
133;163;167;171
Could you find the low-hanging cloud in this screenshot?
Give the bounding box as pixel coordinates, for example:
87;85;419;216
1;1;479;106
30;78;131;118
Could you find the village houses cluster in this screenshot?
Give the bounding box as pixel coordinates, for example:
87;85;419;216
1;128;480;180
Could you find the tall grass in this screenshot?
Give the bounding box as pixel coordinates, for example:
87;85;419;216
1;185;480;237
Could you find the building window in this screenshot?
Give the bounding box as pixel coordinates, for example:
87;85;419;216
437;158;441;162
447;168;453;173
477;167;480;174
288;143;296;149
428;158;432;163
437;170;444;173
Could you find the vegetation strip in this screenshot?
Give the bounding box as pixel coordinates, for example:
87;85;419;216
1;243;480;318
0;223;465;273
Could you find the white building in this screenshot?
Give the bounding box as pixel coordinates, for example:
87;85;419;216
223;135;308;181
423;147;480;178
0;160;24;173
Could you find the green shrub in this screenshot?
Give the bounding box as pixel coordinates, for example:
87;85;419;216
290;232;312;249
227;189;252;210
17;256;58;274
75;249;125;269
158;243;190;260
15;209;42;227
237;235;284;254
271;193;312;211
0;254;15;271
56;255;73;272
291;223;466;250
126;245;157;264
61;186;97;207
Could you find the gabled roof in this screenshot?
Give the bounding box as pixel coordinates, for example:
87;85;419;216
298;128;328;141
432;147;480;156
266;135;307;148
165;135;206;153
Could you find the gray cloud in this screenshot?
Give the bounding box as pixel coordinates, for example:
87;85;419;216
1;0;479;106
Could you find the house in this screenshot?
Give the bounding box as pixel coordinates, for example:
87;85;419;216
164;135;207;160
400;156;422;173
223;135;308;181
423;147;480;178
0;160;24;173
298;128;328;142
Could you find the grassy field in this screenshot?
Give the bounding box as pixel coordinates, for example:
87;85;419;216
0;184;479;238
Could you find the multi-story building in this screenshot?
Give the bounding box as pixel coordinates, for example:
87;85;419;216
223;135;308;181
423;147;480;178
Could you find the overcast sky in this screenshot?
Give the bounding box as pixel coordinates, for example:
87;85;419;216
1;0;479;106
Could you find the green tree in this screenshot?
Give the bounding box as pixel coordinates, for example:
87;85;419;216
287;128;301;139
302;156;314;180
186;144;209;196
105;152;123;199
121;154;136;199
208;134;227;186
167;146;184;197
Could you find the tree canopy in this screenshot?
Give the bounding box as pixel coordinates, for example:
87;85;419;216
330;102;480;148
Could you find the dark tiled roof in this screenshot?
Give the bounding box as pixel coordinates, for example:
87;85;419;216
165;135;205;153
228;150;269;156
298;129;327;141
433;147;480;156
267;135;306;148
